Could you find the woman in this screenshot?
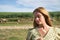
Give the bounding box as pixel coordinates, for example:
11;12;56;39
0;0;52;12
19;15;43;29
26;7;60;40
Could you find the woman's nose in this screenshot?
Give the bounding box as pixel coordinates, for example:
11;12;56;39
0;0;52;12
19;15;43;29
35;17;39;21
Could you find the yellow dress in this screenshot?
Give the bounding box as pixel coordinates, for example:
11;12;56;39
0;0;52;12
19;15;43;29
26;27;60;40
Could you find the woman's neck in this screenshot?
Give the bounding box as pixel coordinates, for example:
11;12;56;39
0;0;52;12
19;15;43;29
38;24;50;37
38;23;50;31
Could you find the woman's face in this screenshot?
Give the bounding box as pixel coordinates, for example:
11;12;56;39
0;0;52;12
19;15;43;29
34;12;45;25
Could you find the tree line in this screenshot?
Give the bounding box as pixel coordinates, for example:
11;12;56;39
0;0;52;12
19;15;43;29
0;12;60;20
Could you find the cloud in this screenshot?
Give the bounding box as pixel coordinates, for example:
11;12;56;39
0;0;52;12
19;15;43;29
0;0;60;12
16;0;60;11
0;5;33;12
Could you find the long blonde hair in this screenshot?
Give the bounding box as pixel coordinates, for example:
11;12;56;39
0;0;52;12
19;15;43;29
33;7;52;28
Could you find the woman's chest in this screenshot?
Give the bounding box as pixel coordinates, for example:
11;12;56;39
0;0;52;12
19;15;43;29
31;28;56;40
43;28;56;40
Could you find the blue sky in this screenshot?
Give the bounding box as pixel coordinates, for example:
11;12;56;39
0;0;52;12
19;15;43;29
0;0;60;12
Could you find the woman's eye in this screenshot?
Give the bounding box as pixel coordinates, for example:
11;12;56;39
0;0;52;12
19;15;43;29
38;16;40;18
35;16;40;19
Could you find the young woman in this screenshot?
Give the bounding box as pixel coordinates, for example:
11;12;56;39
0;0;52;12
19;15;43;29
26;7;60;40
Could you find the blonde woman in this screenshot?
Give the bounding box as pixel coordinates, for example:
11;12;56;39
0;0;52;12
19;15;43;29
26;7;60;40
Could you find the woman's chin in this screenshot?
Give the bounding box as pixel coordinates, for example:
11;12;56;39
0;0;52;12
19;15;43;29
37;23;43;28
38;22;42;24
37;22;42;25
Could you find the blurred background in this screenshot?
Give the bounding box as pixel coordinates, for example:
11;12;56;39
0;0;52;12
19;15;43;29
0;0;60;40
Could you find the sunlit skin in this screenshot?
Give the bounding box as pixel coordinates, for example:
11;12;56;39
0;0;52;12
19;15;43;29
34;12;45;25
34;11;50;38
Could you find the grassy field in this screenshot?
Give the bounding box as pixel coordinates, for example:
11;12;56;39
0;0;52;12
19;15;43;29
0;20;60;27
0;21;33;26
0;20;60;40
0;12;60;26
0;12;60;40
0;29;28;40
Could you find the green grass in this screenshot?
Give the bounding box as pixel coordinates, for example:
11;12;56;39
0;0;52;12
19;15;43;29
0;20;60;27
0;29;28;40
0;21;33;26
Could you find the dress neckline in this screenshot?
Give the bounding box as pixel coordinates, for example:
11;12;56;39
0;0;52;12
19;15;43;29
35;27;52;38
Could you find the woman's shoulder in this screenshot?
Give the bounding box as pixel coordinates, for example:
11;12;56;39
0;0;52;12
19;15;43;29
28;28;36;31
50;27;60;30
51;27;60;31
28;28;37;33
54;27;60;33
53;27;60;39
50;27;60;34
48;27;60;33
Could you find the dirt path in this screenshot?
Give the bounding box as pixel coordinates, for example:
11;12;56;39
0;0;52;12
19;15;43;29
0;25;60;29
0;26;33;29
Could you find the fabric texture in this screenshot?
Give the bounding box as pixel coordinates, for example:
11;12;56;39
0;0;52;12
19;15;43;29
26;27;60;40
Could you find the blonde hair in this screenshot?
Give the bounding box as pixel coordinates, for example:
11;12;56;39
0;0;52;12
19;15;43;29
33;7;52;28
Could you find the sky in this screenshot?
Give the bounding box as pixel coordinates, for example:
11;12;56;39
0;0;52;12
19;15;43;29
0;0;60;12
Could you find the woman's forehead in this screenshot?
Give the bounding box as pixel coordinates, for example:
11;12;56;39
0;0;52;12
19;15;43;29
34;12;42;16
34;11;39;13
